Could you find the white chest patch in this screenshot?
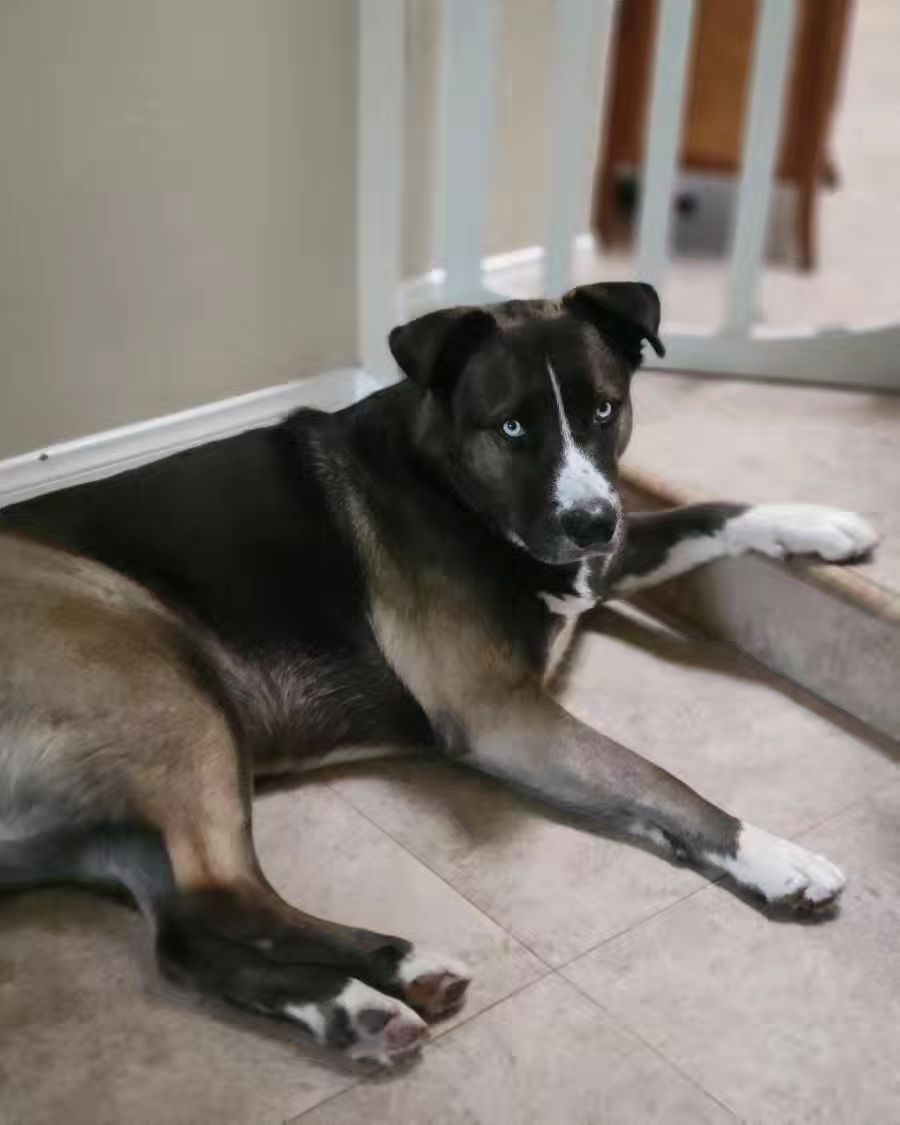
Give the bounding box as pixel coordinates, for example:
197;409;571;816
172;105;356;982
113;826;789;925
546;360;615;512
539;561;596;679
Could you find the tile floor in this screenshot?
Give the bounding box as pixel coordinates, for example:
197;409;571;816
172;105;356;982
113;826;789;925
2;604;898;1124
626;371;900;600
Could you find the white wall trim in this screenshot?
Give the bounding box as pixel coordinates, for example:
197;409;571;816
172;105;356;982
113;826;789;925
0;366;376;507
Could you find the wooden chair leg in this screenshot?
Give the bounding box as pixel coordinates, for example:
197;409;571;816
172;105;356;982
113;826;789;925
797;181;817;271
594;164;620;248
820;154;840;189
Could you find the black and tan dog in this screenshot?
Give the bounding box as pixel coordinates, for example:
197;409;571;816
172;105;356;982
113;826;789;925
0;284;878;1065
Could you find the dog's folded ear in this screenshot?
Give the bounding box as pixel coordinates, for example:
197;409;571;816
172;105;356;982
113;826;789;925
389;307;497;392
563;282;665;361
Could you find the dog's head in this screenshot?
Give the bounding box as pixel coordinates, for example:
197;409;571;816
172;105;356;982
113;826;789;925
389;283;664;566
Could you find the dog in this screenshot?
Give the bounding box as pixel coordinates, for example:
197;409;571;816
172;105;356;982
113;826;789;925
0;284;878;1066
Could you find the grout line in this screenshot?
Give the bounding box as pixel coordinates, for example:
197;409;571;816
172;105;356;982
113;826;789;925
552;779;890;977
284;971;555;1124
284;1078;360;1124
416;967;555;1049
553;877;716;971
330;775;714;971
551;776;893;977
559;970;743;1121
323;781;553;969
326;743;892;976
789;775;900;845
282;770;897;1123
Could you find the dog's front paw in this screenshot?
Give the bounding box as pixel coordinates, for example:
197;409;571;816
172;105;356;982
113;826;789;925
726;504;878;563
714;823;846;912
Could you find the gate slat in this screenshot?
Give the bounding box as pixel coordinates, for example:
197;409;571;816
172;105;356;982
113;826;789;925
724;0;796;334
358;0;405;381
436;0;500;304
636;0;696;291
543;0;615;296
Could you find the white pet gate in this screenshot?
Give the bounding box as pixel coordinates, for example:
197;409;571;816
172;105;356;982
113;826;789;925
357;0;900;392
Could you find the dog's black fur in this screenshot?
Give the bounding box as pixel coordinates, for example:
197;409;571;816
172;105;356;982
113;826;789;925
1;289;658;763
0;284;862;1064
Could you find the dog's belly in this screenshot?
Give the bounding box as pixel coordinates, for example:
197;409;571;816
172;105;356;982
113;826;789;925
233;649;436;776
256;742;419;778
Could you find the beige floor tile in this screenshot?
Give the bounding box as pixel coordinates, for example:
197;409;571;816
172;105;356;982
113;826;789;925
253;782;545;1028
331;758;704;967
564;782;900;1124
0;784;541;1125
332;606;896;967
563;604;900;839
0;894;354;1125
292;974;734;1125
626;372;900;597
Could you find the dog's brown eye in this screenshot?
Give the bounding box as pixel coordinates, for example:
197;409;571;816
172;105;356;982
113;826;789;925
595;401;614;423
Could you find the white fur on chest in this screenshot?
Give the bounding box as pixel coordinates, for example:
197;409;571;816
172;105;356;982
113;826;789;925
538;562;595;679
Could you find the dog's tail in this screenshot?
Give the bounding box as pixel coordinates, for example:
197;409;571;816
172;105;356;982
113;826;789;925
0;825;175;911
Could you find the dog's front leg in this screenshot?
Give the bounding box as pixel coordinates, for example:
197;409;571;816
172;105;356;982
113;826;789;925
463;692;845;913
607;503;878;596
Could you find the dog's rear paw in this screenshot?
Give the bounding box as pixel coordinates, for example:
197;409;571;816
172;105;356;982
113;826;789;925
286;978;428;1067
727;504;878;563
397;950;472;1020
713;823;846;913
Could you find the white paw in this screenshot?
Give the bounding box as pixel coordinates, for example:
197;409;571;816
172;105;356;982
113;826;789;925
286;977;428;1066
714;823;846;910
726;504;878;562
397;949;473;1019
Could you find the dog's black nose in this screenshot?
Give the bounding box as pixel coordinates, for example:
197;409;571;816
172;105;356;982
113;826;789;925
561;503;619;550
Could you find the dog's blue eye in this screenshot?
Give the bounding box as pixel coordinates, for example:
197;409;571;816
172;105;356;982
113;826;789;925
595;401;614;423
502;419;526;439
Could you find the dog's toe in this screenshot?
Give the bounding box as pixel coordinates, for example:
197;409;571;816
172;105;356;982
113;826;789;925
809;509;879;561
728;504;879;564
286;978;429;1067
396;950;473;1020
712;823;846;913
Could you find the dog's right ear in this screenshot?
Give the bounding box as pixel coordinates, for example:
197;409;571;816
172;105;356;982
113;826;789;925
388;307;496;393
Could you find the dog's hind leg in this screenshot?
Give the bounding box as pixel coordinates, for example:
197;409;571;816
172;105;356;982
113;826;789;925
136;722;471;1060
0;536;469;1064
3;715;467;1066
607;503;878;596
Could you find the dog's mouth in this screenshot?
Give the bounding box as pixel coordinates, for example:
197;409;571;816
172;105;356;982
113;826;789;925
515;517;625;567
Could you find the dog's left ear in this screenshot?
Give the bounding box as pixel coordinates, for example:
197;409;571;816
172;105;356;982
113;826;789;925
563;282;665;360
388;306;497;393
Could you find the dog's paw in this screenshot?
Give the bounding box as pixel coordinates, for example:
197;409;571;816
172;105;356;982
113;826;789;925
726;504;878;563
714;823;846;912
396;950;472;1020
286;978;428;1067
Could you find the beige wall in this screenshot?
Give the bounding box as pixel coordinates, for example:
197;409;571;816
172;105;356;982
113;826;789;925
0;0;357;458
0;0;559;458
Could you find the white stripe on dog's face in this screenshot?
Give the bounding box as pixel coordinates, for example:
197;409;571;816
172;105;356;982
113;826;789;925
546;359;615;511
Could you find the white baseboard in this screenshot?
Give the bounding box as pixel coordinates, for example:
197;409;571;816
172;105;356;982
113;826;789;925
0;366;381;507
